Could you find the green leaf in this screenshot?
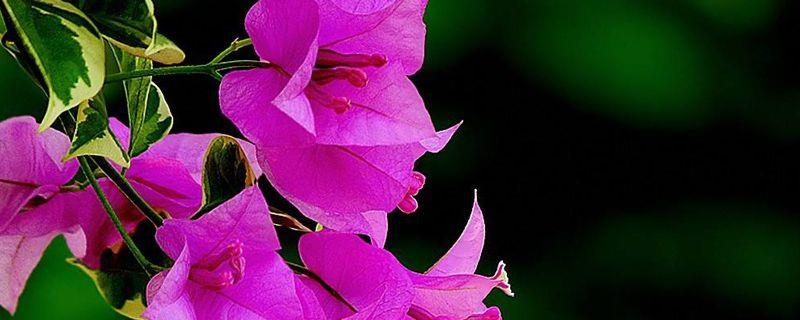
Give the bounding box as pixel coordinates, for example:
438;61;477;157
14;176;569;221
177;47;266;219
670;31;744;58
196;136;257;217
113;48;173;157
67;258;147;319
69;0;184;64
67;221;170;319
64;97;130;167
1;0;105;131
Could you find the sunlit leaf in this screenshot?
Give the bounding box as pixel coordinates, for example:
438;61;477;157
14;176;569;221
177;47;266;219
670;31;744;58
1;0;105;131
113;48;173;158
195;136;256;217
64;97;130;167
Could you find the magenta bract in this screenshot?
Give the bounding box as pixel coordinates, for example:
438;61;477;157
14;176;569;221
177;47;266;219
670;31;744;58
144;187;304;320
219;0;460;242
295;193;512;319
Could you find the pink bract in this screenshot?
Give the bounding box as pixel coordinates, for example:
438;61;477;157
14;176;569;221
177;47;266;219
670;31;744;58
0;117;259;314
295;193;512;319
219;0;458;240
144;187;305;320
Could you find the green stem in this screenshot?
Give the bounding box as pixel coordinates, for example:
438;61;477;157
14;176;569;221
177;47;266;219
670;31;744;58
92;156;164;227
210;38;253;64
104;60;271;83
79;157;161;276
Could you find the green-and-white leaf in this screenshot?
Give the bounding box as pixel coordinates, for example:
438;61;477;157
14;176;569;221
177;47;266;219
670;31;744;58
64;97;130;167
1;0;105;131
69;0;184;64
195;136;257;217
67;221;169;320
113;48;173;157
67;258;147;319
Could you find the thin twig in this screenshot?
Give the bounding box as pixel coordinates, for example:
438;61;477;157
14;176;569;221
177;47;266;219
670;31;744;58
92;156;164;227
79;157;162;276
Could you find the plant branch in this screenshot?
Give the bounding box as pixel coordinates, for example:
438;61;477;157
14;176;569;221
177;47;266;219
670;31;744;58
92;156;164;227
104;60;270;83
79;157;162;276
210;38;253;64
286;261;358;312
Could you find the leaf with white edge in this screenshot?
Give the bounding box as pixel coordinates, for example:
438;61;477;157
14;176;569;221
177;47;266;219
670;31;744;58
1;0;105;131
67;221;169;319
64;97;130;167
67;258;147;319
67;0;184;64
113;48;173;157
195;136;256;217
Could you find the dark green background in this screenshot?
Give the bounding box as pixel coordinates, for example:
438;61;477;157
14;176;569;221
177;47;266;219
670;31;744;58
3;0;800;318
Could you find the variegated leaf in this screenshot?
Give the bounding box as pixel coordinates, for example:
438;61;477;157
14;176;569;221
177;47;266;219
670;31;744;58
195;136;257;217
69;0;184;64
113;48;173;157
67;258;147;319
66;221;170;319
1;0;105;131
64;97;130;167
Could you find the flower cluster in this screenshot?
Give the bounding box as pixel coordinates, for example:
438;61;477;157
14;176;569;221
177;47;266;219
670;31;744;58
0;0;512;319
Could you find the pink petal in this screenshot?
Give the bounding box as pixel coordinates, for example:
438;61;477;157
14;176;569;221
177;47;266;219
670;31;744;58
294;275;327;320
220;69;317;145
156;187;280;263
1;191;84;238
259;124;458;224
143;243;193;320
151;188;302;319
259;143;419;215
421;121;462;153
319;0;427;74
111;118;263;182
299;232;414;319
238;0;320;135
312;63;437;146
125;157;203;217
409;262;513;319
184;253;301;319
0;234;55;314
297;275;354;319
0;117;77;230
247;0;319;88
427;191;485;276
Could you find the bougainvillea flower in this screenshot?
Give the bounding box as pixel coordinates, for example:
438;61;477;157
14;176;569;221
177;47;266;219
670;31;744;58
295;193;512;319
56;119;262;269
144;187;304;319
0;117;260;313
220;0;455;232
297;232;415;319
0;116;79;313
407;192;513;319
315;0;428;75
0;117;78;231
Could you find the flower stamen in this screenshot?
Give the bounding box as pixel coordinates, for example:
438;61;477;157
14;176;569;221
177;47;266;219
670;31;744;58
190;240;246;290
307;86;352;114
316;49;388;68
312;67;369;87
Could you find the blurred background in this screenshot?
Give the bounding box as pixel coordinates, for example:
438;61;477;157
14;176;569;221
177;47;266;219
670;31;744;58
4;0;800;318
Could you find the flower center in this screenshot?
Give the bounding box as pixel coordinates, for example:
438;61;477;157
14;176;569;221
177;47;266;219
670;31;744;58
316;49;388;68
308;49;387;113
189;240;246;290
